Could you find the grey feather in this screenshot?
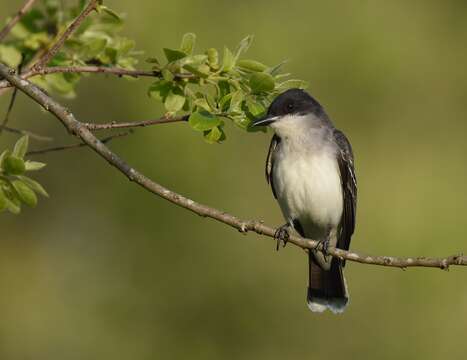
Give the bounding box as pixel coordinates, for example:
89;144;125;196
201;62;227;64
265;134;280;199
333;129;357;253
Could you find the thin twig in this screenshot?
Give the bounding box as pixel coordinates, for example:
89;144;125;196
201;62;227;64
1;61;466;270
25;66;164;78
0;86;18;135
83;115;188;130
0;66;193;90
31;0;99;70
0;0;38;41
26;131;131;155
0;125;53;141
0;57;26;135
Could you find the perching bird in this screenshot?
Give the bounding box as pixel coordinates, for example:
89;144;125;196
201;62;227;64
251;89;357;314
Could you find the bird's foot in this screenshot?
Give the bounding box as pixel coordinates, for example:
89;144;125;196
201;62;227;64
316;237;330;258
274;224;290;251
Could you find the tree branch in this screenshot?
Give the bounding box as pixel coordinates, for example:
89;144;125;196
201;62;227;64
26;131;131;155
82;115;188;130
0;0;38;41
0;66;192;90
0;86;19;135
0;125;53;141
1;61;466;270
31;0;98;70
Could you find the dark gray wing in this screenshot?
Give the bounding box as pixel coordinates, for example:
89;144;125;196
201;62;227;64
265;134;281;199
333;129;357;252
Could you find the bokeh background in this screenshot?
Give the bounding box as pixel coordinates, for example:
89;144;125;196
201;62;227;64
1;0;467;359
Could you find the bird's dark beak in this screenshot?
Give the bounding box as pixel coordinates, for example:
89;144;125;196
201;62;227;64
250;114;279;128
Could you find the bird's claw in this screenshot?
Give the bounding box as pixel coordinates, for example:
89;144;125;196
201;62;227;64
317;237;330;258
274;224;290;251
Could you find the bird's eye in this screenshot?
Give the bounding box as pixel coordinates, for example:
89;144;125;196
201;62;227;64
287;103;294;111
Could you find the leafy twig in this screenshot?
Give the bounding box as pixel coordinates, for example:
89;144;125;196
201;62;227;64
31;0;99;70
26;131;131;155
1;61;466;270
0;66;193;90
0;0;38;41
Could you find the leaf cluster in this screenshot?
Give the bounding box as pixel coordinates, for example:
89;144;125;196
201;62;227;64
147;34;307;143
0;136;48;214
0;0;139;97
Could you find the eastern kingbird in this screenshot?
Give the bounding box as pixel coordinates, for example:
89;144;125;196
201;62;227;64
251;89;357;314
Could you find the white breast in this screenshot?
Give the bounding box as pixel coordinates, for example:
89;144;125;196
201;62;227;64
273;145;343;236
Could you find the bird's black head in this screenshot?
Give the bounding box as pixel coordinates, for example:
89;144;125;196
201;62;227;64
251;88;324;127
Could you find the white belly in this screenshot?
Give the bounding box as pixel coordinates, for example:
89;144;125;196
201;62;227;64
273;149;343;238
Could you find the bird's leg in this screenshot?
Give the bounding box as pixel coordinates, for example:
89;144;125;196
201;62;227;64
274;223;290;251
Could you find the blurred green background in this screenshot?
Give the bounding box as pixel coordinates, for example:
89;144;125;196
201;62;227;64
1;0;467;359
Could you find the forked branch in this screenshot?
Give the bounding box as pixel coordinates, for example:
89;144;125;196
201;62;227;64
0;61;466;270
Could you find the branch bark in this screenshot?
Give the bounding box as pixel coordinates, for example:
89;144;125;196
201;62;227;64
0;61;466;270
0;0;38;41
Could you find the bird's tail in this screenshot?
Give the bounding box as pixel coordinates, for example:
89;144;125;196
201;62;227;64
307;253;349;314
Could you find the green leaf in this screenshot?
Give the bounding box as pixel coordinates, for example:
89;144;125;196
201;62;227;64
218;80;230;98
12;135;29;159
18;176;48;197
229;91;244;112
222;47;235;72
183;64;210;78
0;187;6;212
116;37;135;55
249;72;275;93
231;113;251;130
206;48;218;66
163;48;187;63
204;126;225;144
4;194;21;214
180;54;208;66
269;60;288;75
148;80;172;102
3;156;25;175
0;45;22;68
193;98;213;112
23;32;49;50
0;150;8;168
234;35;253;60
164;87;186;113
161;68;174;81
180;33;196;54
46;73;76;97
97;47;118;64
237;59;268;72
276;79;308;91
246;98;266;117
24;161;46;171
82;37;107;59
188;111;222;131
10;22;30;39
99;6;122;21
219;93;232;112
11;180;37;207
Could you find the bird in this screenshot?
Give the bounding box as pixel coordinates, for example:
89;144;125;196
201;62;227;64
251;88;357;314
